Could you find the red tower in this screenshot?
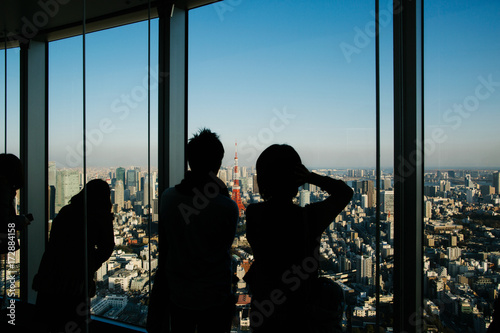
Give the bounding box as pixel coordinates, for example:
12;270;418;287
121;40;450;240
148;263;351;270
232;142;246;216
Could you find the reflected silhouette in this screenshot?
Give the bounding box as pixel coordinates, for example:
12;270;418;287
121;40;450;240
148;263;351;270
244;144;353;332
0;153;30;256
148;128;238;333
33;179;114;332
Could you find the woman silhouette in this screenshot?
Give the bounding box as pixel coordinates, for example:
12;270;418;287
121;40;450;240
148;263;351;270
33;179;115;332
244;144;353;332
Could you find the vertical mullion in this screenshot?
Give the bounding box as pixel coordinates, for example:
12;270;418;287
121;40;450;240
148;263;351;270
82;0;89;332
2;36;6;305
375;0;381;330
147;0;152;296
4;37;7;153
393;1;424;332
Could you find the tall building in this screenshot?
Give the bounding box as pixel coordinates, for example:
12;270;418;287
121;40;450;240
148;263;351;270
299;190;310;207
55;170;80;213
143;172;157;207
361;194;368;209
135;167;142;191
361;180;375;208
447;247;462;261
218;169;228;185
240;166;247;178
340;256;352;272
253;174;259;195
466;188;475;203
439;180;451;192
231;142;246;216
127;169;138;189
116;167;126;186
480;185;495;196
381;190;394;220
115;180;125;211
352;180;363;194
48;161;56;187
382;177;392;190
493;171;500;194
465;174;473;188
386;220;394;245
356;254;373;285
425;200;432;219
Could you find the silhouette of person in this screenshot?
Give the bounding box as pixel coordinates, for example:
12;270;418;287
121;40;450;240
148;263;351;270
244;144;353;332
488;296;500;332
149;128;238;333
33;179;114;333
0;154;30;255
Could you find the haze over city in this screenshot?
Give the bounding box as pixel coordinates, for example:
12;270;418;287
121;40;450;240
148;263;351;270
2;1;499;169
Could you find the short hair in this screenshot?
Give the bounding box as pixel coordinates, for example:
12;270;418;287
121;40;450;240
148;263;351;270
256;144;302;201
0;153;24;189
187;128;224;173
70;179;112;212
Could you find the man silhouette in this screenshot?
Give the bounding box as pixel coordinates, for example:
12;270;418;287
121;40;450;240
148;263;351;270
149;128;238;333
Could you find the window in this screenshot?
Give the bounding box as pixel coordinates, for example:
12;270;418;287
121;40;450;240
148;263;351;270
48;20;159;328
189;1;394;330
1;46;21;300
423;2;500;331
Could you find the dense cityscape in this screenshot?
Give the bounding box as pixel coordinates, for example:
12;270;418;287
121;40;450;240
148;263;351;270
2;162;500;332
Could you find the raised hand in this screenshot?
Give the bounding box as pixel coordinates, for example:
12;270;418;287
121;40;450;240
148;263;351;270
293;163;312;187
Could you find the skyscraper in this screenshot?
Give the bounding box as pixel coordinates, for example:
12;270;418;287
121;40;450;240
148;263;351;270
48;161;56;187
361;180;375;208
356;254;373;285
253;174;259;195
439;180;450;192
493;171;500;194
425;200;432;219
381;190;394;220
465;174;473;188
55;170;80;213
135;167;142;191
143;172;156;206
116;167;126;186
115;180;125;211
127;169;138;190
299;190;310;207
218;169;228;185
386;220;394;245
382;178;392;190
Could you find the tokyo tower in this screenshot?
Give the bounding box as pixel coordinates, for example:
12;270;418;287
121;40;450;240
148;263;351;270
232;142;246;216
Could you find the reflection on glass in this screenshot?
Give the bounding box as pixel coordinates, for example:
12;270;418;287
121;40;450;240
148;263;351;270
189;1;393;330
424;2;500;332
49;20;159;327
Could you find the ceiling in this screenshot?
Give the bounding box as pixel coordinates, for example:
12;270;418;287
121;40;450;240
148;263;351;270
0;0;218;48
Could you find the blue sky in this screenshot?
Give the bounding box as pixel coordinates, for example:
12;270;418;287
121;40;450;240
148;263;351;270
2;0;500;170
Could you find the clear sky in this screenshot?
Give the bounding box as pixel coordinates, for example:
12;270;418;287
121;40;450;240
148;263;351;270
3;0;500;170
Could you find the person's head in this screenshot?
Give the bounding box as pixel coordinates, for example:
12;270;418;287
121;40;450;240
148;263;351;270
257;144;302;201
187;128;224;174
71;179;112;212
0;153;24;189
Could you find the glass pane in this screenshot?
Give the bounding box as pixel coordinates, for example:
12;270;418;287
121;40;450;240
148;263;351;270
48;35;84;227
48;17;158;328
1;47;22;302
84;19;159;327
424;2;500;332
189;1;390;330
